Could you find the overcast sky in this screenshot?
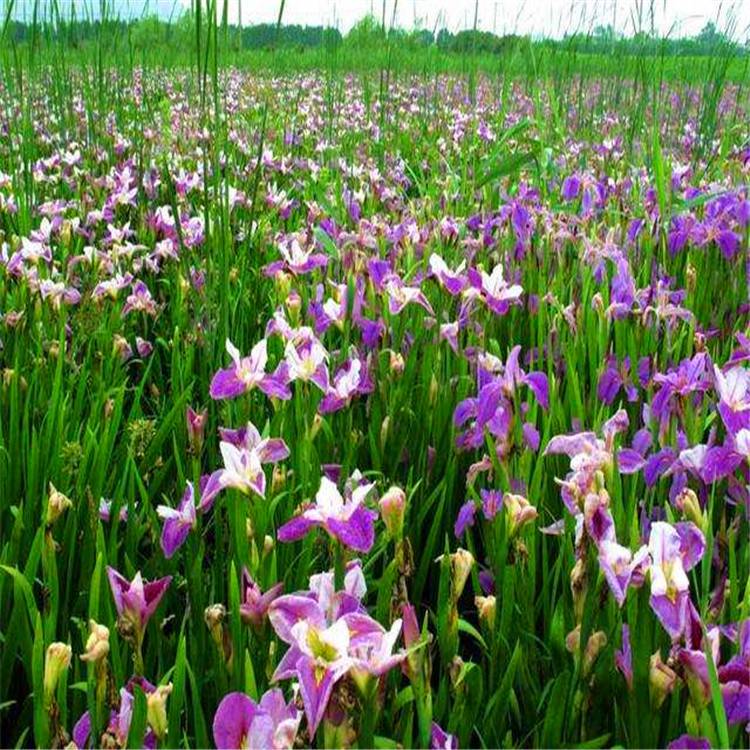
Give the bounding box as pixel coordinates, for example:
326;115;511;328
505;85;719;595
202;0;750;39
7;1;750;39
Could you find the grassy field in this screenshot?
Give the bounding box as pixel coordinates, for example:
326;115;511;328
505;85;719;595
0;5;748;749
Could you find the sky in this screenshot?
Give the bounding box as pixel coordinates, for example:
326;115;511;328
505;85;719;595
6;0;750;39
207;0;750;39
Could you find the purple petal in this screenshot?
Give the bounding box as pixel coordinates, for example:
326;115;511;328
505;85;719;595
277;514;318;543
210;367;247;400
297;658;342;736
268;596;325;643
701;445;743;483
617;448;646;474
525;371;549;409
160;517;192;559
667;735;711;749
326;506;376;553
212;692;258;749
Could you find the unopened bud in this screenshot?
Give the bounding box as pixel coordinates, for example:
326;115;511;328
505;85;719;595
583;631;607;674
44;642;72;701
147;683;172;740
389;350;405;376
437;548;474;600
503;493;538;535
263;535;274;556
379;486;406;539
685;262;696;293
80;619;109;663
186;406;207;454
271;465;286;494
475;595;496;629
429;374;439;405
649;651;677;709
309;413;323;440
47;482;73;525
675;488;705;531
380;416;390;448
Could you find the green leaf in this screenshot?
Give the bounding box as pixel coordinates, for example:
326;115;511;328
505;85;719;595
126;684;148;749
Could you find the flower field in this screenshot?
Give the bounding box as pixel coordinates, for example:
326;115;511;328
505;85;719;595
0;14;749;750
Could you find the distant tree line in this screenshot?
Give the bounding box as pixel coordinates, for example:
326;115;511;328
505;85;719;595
2;12;747;57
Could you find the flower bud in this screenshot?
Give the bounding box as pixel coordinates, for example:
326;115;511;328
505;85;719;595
379;486;406;539
583;630;607;674
380;415;390;448
113;334;133;361
565;625;581;654
186;406;207;453
649;651;677;709
475;595;496;630
60;220;72;247
44;642;72;701
401;603;420;648
204;604;226;638
686;262;696;293
147;683;173;740
389;350;405;376
285;290;302;323
80;620;110;663
447;548;474;599
310;413;323;441
674;488;705;532
271;465;286;494
503;493;538;536
429;374;439;405
46;482;73;525
263;534;274;557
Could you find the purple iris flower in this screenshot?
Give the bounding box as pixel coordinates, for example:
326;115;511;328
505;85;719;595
264;237;328;276
383;274;434;316
239;568;283;629
651;353;711;430
210;338;291;401
667;735;711;749
466;264;523;316
678;620;749;727
454;346;548;454
202;422;289;509
278;474;377;553
713;364;750;434
268;568;402;736
453;500;477;538
701;429;750;483
156;480;200;559
106;568;171;637
431;722;458;749
428;253;467;296
544;409;629;515
597;540;649;606
213;689;301;749
74;683;157;749
647;522;704;639
318;354;373;414
615;624;633;689
561;174;581;201
122;280;157;317
284;332;330;392
597;355;639;405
